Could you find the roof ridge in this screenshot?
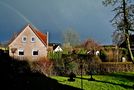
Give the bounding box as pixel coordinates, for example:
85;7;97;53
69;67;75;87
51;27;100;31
27;24;39;31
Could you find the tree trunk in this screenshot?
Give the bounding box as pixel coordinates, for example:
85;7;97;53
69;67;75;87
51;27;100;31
126;34;134;62
123;0;134;63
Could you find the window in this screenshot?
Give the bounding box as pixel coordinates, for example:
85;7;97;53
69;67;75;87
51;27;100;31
18;50;24;55
22;36;27;42
32;50;38;55
31;37;35;42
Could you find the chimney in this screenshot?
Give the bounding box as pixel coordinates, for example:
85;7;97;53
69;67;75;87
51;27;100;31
47;32;49;48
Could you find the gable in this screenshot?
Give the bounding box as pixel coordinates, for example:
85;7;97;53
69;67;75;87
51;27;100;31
54;46;63;52
9;24;48;47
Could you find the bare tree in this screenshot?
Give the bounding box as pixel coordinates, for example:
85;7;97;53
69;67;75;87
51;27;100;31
63;28;80;46
103;0;134;63
82;38;101;51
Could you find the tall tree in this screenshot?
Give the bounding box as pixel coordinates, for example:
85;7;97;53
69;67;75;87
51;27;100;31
103;0;134;63
63;28;80;46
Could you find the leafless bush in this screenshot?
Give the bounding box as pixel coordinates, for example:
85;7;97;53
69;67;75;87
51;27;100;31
29;57;53;76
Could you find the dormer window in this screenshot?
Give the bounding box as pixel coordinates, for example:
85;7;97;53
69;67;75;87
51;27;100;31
31;37;35;42
22;36;27;42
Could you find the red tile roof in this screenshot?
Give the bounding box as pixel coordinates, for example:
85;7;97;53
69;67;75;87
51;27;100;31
33;29;47;46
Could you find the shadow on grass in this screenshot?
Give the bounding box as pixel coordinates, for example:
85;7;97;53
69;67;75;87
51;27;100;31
76;76;134;89
0;52;82;90
107;73;134;82
94;79;133;89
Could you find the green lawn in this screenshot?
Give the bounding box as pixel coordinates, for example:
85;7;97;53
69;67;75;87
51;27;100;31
51;72;134;90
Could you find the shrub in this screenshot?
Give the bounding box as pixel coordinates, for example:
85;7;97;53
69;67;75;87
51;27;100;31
99;50;107;62
48;51;62;60
66;61;78;74
29;57;53;76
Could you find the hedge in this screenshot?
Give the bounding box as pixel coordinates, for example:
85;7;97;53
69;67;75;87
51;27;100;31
89;62;134;74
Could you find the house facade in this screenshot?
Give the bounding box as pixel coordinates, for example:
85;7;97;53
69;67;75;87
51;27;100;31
48;43;63;52
8;24;48;61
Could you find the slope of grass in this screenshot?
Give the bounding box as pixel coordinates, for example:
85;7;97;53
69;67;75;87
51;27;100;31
51;72;134;90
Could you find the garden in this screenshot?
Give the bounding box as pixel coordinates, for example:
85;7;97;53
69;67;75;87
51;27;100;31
52;72;134;90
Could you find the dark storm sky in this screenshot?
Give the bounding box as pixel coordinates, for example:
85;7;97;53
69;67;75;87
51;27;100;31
0;0;114;44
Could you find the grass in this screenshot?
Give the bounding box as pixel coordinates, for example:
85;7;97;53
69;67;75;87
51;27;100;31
51;72;134;90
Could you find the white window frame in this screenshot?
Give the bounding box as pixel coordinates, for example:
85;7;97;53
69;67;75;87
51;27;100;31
31;36;35;42
32;49;39;56
22;36;27;42
18;49;24;56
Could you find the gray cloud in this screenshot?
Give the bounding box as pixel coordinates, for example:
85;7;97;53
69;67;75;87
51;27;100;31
0;0;114;44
